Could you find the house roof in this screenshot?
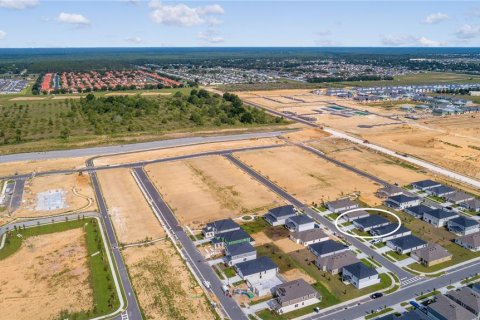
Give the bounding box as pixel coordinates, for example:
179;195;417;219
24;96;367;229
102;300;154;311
235;256;278;277
456;232;480;248
412;243;451;262
425;209;458;220
275;279;318;304
225;242;256;257
204;219;239;232
429;185;456;195
326;198;358;210
389;235;427;250
370;223;410;237
268;205;296;218
353;215;390;229
447;287;480;315
406;204;434;216
428;295;477;320
377;185;405;196
343;262;378;279
344;210;370;220
449;216;479;228
309;240;348;256
287;215;314;225
396;309;431;320
316;251;358;270
412;179;440;188
388;194;420;204
462;199;480;210
444;191;474;203
215;229;252;243
293;229;328;243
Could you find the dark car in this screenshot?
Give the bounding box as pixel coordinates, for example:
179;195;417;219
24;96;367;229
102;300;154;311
370;292;383;299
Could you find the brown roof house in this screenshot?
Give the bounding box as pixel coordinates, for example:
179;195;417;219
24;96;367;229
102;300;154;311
411;244;452;267
455;232;480;252
272;279;320;314
426;294;477;320
315;251;358;274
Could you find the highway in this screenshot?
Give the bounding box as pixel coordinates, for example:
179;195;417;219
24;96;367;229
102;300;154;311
132;167;248;320
0;130;288;164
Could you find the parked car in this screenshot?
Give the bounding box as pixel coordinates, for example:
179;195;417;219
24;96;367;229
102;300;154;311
370;292;383;299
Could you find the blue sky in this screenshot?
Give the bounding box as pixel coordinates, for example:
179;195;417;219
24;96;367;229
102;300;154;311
2;0;480;47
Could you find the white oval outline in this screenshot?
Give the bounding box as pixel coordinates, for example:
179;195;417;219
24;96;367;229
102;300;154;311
334;208;401;240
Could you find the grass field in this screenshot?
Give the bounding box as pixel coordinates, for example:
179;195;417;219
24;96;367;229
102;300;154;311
0;218;119;319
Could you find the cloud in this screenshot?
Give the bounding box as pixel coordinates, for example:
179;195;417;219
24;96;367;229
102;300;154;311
314;30;338;46
123;0;141;5
424;12;449;24
198;29;224;44
380;34;443;47
126;36;143;44
0;30;6;40
0;0;37;9
454;24;480;39
57;12;90;26
149;0;224;27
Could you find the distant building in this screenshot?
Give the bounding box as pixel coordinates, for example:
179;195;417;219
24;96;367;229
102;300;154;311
411;243;452;267
326;199;358;213
273;279;320;314
264;205;297;226
342;262;380;289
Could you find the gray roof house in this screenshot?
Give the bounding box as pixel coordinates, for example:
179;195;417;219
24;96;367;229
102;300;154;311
264;205;297;226
405;204;434;219
326;199;358;213
447;216;480;236
309;240;349;258
370;223;411;242
315;250;358;274
202;219;240;238
212;229;254;248
423;209;458;227
352;215;390;232
455;232;480;252
387;235;427;254
444;191;474;204
343;210;369;222
461;199;480;212
447;287;480;316
273;279;320;314
426;294;477;320
427;185;456;197
385;194;421;210
376;185;405;198
291;229;329;246
235;256;278;282
285;215;315;233
225;242;257;266
411;179;441;191
342;262;380;289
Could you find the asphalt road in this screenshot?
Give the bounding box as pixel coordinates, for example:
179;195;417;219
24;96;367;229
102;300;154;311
132;167;248;320
0;131;288;164
8;179;25;212
89;170;143;320
223;154;414;282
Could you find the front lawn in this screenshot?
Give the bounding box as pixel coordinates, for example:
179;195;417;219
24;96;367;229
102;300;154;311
241;218;270;234
385;250;409;261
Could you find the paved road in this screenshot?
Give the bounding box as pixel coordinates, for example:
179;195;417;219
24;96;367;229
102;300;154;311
89;169;143;320
8;179;25;212
223;154;413;281
0;131;288;164
132;167;248;320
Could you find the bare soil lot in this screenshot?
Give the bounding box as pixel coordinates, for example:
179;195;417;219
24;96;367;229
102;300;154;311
234;145;381;205
0;157;88;177
0;228;92;320
146;155;283;228
97;168;164;244
123;240;215;320
16;173;96;217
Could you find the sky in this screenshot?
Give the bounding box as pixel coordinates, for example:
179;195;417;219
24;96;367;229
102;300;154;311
2;0;480;47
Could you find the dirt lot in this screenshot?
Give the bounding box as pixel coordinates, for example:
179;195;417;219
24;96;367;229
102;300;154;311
93;137;285;167
273;238;305;253
282;268;316;284
234;145;381;205
0;228;92;320
16;173;96;217
251;231;273;246
145;155;283;228
97;168;164;244
0;157;88;177
123;240;215;320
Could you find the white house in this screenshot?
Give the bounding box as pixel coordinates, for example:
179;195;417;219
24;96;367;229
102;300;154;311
285;215;315;232
224;242;257;266
385;194;421;210
342;262;380;289
273;279;320;314
234;256;279;282
423;209;458;227
326;199;358;213
264;205;297;226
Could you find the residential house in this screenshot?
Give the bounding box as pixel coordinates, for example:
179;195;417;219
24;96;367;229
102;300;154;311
461;199;480;213
273;279;320;314
212;229;253;248
385;194;421;210
352;215;390;232
315;251;358;274
423;209;458;227
405;204;434;219
473;283;480;294
411;244;452;267
235;256;279;282
264;205;297;226
447;287;480;316
343;210;369;222
447;216;480;236
326;199;358;213
455;232;480;252
224;242;257;266
309;240;349;258
291;229;329;246
376;185;405;198
444;192;474;205
411;179;441;191
426;294;477;320
370;224;411;242
427;185;456;197
202;219;240;238
342;262;380;289
285;215;315;232
387;235;427;254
